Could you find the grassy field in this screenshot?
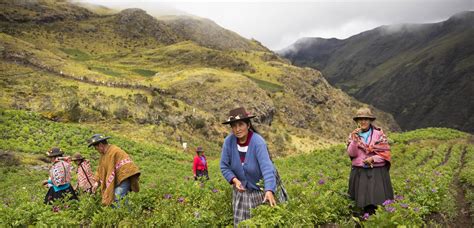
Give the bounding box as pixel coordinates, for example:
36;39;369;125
0;109;472;226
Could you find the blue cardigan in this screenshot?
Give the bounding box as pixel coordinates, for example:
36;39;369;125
220;132;276;193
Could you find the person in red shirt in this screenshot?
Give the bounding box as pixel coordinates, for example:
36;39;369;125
193;146;209;180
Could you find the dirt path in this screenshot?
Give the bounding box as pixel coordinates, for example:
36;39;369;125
437;146;452;167
453;147;472;227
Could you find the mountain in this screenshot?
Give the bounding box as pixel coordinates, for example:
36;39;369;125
0;0;398;157
280;11;474;133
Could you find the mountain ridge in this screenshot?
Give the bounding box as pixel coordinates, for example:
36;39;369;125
280;11;474;133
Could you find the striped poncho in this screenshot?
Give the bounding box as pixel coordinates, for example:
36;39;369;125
97;145;140;205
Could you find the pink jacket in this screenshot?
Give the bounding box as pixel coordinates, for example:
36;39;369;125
347;126;390;167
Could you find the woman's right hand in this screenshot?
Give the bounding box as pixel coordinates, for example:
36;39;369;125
351;128;361;140
232;178;246;192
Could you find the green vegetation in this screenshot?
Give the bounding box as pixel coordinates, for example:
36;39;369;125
89;66;122;77
0;109;472;226
244;74;283;93
59;48;92;61
131;68;157;77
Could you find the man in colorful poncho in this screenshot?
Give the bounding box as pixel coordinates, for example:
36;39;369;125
87;134;140;206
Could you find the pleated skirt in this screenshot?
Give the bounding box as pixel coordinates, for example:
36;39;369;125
348;166;394;208
232;187;265;226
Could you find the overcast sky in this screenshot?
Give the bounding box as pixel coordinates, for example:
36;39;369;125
77;0;473;50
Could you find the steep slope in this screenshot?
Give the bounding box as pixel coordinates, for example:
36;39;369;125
280;11;474;133
0;0;399;156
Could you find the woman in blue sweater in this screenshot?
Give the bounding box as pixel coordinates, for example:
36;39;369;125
220;107;277;225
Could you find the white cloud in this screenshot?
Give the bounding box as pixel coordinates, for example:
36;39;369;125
77;0;473;50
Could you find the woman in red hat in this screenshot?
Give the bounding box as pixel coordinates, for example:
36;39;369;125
192;146;209;180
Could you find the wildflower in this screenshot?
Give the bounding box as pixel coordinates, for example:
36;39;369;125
383;199;394;206
52;206;60;212
414;207;420;212
362;213;370;220
212;189;218;193
431;188;437;193
395;195;404;201
164;194;172;199
178;197;185;203
194;211;201;218
385;206;396;213
400;203;409;208
318;179;325;185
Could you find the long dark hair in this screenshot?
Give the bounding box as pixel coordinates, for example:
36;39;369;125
245;119;258;133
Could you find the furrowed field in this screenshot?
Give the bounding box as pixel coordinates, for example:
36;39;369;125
1;109;473;226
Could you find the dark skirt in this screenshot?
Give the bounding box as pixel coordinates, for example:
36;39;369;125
195;170;209;180
44;185;78;204
348;166;394;208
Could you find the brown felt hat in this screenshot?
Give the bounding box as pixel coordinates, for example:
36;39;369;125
221;107;256;124
353;107;376;121
46;147;64;157
71;153;85;161
87;134;111;147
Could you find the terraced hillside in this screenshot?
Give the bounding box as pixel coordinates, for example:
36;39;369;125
0;0;398;157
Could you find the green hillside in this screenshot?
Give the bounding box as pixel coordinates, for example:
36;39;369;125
280;11;474;133
0;0;399;157
0;109;472;226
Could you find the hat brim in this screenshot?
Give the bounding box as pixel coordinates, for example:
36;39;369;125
353;116;376;121
71;157;84;161
221;116;256;124
88;136;111;147
47;153;63;157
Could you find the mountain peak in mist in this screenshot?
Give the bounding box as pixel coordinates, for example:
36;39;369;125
280;11;474;133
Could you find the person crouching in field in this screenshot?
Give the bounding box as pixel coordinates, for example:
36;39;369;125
87;134;140;206
193;146;209;181
43;147;78;204
220;107;277;226
71;153;98;194
347;108;394;216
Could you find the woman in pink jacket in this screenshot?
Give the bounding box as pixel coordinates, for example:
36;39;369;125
347;108;393;216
